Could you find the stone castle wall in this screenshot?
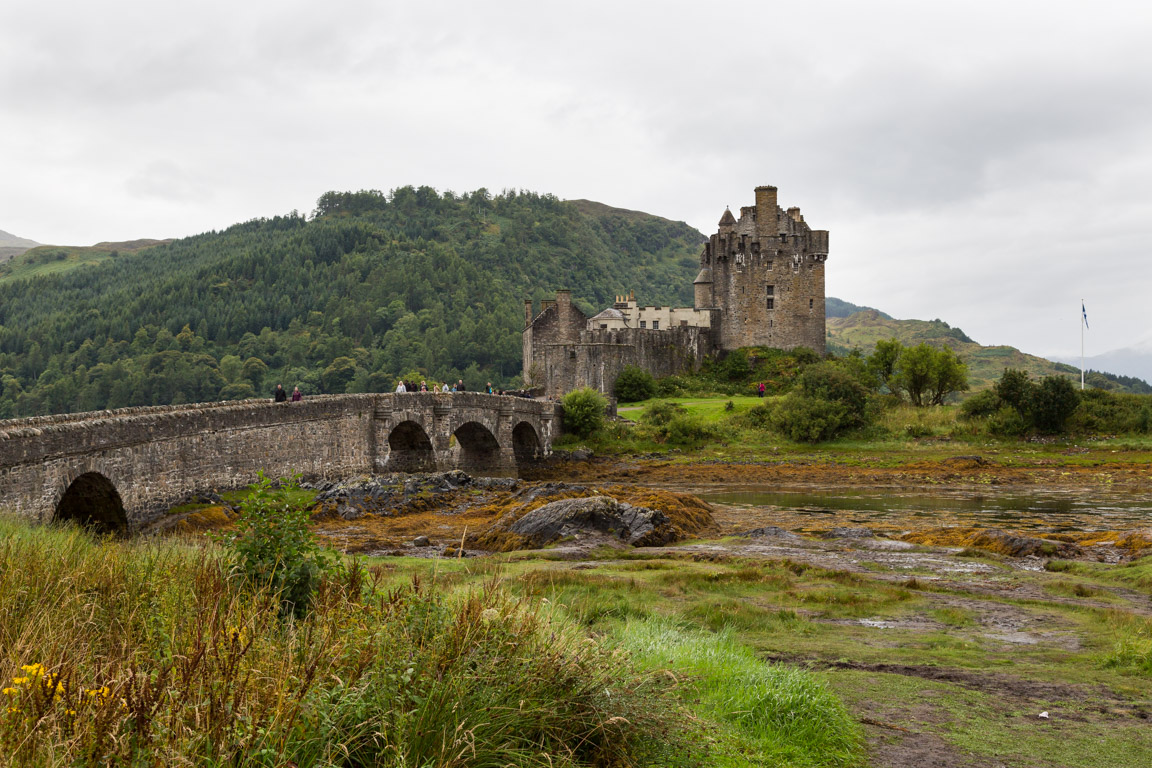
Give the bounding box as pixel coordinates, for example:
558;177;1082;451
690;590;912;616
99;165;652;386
537;325;713;398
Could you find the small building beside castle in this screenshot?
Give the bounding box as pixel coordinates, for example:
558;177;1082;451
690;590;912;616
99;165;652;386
523;185;829;398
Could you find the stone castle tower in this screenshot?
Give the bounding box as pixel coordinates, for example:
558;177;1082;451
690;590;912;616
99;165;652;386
693;185;828;353
523;184;828;396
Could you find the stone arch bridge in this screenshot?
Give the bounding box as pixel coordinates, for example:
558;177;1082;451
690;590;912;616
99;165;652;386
0;393;557;534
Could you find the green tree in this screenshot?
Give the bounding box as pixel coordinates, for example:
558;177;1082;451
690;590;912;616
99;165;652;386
1031;376;1079;433
895;344;968;406
613;366;656;403
560;388;607;438
867;338;903;394
321;356;357;393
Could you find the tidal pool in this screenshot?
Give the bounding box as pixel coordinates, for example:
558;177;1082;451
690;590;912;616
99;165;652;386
699;486;1152;534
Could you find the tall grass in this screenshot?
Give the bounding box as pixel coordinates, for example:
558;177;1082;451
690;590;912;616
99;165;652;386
619;618;864;767
0;519;682;766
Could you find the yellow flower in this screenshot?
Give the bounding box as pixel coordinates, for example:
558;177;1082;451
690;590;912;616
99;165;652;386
1;687;16;696
224;626;249;646
19;663;44;678
86;686;111;701
11;677;28;686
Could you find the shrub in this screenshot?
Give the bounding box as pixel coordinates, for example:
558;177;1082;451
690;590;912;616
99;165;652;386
663;414;725;447
641;400;687;426
654;375;686;397
223;472;333;617
987;405;1028;437
995;368;1033;415
769;393;854;442
959;389;1000;420
1031;375;1079;433
614;365;656;403
798;363;869;421
561;387;607;438
735;402;774;430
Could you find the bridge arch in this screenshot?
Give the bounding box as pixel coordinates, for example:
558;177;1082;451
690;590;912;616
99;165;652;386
512;421;543;467
453;421;502;474
54;472;128;535
387;420;436;473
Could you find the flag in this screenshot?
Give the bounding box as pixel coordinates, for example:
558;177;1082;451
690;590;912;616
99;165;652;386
1082;301;1089;330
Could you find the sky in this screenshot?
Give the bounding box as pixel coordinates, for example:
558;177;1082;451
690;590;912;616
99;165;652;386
2;0;1150;360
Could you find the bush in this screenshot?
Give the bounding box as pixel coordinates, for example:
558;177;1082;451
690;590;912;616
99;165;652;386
1070;388;1152;434
561;387;607;438
663;414;725;447
987;405;1029;437
223;472;333;617
736;402;775;430
959;389;1000;420
769;393;855;443
641;400;687;426
654;375;687;397
797;363;869;421
1031;375;1080;433
614;365;656;403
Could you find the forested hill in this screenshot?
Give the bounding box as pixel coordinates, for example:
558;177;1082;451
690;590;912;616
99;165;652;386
0;187;703;417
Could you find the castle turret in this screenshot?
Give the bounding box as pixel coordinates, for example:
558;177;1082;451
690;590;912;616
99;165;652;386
693;266;713;309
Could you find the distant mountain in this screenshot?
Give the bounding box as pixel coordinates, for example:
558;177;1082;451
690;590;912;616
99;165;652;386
826;297;890;319
1053;338;1152;388
0;239;171;284
0;229;41;263
828;310;1151;394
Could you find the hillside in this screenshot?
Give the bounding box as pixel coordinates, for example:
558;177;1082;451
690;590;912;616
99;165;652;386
828;310;1151;393
0;228;40;263
0;239;171;283
0;187;703;417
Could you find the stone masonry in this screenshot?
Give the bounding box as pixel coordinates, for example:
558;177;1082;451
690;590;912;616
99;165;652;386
524;185;829;397
0;393;555;533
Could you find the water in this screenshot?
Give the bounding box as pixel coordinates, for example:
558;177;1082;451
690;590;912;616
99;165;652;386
700;487;1152;533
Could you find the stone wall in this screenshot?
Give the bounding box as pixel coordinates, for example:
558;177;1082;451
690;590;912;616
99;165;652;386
537;325;714;398
522;290;587;387
0;393;556;532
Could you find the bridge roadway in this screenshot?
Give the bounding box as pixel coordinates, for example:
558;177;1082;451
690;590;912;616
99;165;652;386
0;392;557;534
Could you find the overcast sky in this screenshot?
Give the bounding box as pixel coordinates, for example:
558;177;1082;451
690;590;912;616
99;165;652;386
2;0;1150;359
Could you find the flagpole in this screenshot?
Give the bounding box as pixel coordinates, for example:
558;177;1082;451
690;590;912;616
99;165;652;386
1080;298;1085;390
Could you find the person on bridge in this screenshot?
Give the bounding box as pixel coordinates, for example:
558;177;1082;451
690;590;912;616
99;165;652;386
395;380;406;393
486;382;494;394
457;379;465;392
291;386;302;402
274;384;287;403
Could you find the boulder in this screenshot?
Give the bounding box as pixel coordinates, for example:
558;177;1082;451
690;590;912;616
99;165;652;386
508;496;673;548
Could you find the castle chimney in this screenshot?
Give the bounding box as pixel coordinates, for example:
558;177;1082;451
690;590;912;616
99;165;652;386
556;290;571;311
755;185;778;237
524;299;533;327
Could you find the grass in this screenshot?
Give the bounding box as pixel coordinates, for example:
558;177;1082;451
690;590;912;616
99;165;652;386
0;519;693;767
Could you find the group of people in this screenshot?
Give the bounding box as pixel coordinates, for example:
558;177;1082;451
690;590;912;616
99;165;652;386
273;380;510;401
272;384;303;402
395;380;500;394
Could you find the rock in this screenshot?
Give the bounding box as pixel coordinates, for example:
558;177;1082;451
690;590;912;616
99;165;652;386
311;471;478;520
740;526;801;540
823;526;875;539
508;496;672;548
570;448;593;461
473;476;517;490
413;535;431;547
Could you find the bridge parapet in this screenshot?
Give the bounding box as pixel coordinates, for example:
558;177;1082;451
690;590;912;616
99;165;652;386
0;393;556;533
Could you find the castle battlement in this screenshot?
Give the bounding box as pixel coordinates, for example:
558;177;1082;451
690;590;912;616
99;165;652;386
524;184;828;397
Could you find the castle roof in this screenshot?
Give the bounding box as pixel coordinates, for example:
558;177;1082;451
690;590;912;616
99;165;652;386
693;267;713;284
589;307;627;322
718;208;736;227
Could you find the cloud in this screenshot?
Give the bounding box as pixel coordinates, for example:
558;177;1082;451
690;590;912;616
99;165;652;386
1;0;1150;359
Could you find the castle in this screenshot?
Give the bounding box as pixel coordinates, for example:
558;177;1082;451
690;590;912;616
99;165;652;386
522;185;829;397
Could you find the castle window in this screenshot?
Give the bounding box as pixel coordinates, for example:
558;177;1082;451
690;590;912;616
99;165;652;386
809;299;814;309
640;321;646;328
600;323;607;329
766;284;774;296
767;298;774;310
569;350;576;360
652;320;659;330
766;260;773;270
